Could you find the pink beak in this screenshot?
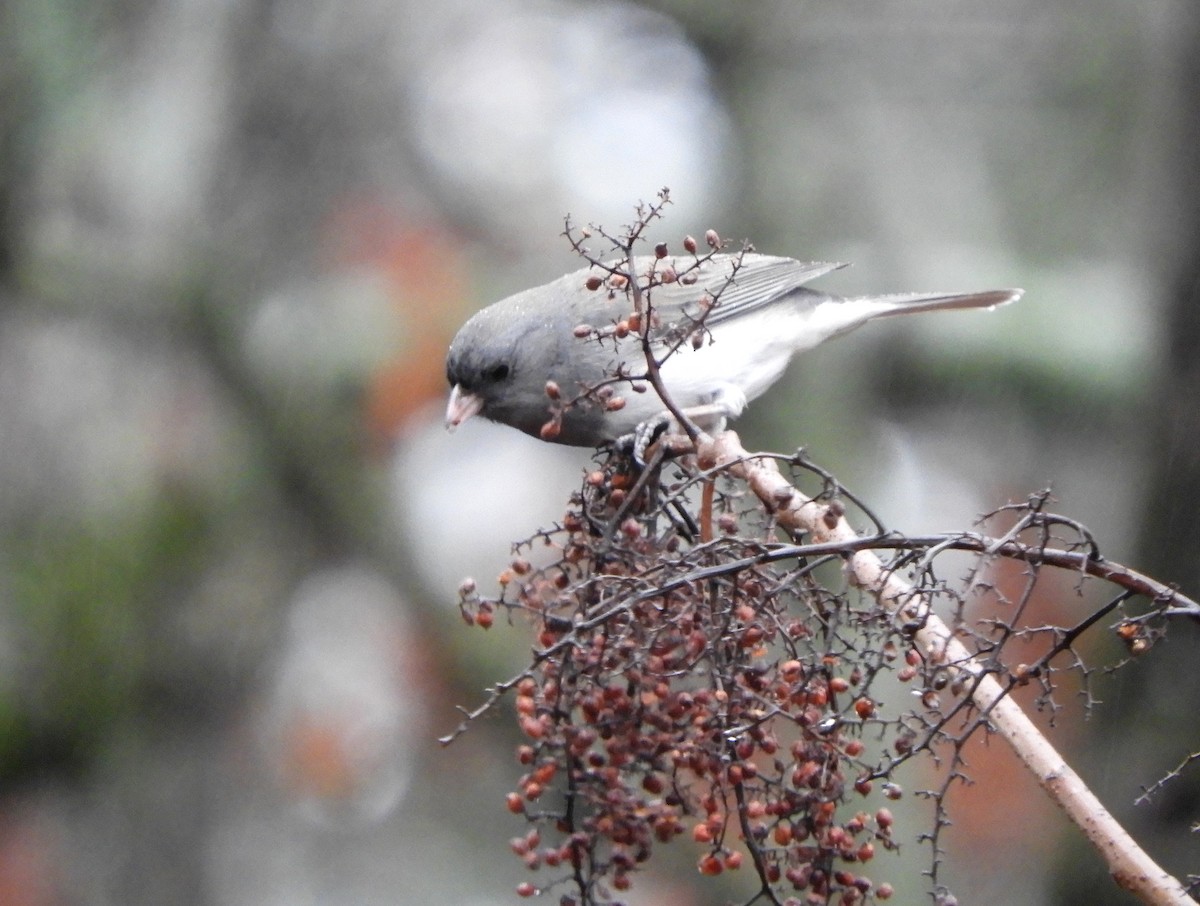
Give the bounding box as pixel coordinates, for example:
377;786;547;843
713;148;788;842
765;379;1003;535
446;385;484;430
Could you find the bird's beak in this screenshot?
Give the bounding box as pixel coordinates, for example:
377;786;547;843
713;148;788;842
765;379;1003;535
446;385;484;430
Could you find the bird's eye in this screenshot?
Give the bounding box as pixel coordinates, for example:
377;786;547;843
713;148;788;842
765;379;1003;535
487;363;510;382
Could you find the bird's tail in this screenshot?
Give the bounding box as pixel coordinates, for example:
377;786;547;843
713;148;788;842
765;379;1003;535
857;288;1023;317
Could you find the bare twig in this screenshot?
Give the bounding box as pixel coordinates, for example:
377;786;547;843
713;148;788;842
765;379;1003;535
700;429;1194;905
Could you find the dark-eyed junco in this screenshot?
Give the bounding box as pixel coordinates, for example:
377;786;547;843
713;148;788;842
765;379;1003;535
445;252;1020;446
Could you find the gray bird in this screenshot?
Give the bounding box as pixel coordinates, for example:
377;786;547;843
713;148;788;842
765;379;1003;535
445;253;1020;447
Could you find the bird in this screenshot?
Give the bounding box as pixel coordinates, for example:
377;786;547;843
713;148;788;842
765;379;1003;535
445;252;1020;448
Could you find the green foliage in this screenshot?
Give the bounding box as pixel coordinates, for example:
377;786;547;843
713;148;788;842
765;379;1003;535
0;493;210;781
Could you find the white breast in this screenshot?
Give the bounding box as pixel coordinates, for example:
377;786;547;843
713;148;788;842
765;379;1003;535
658;298;874;407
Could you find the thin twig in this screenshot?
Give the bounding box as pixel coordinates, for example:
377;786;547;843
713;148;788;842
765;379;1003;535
702;429;1194;906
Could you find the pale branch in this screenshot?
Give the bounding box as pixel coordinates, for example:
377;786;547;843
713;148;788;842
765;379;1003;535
695;429;1195;906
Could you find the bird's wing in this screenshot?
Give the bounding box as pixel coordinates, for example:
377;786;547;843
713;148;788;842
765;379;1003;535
637;254;847;331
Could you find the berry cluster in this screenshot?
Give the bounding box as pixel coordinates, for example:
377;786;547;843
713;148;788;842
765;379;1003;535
458;459;929;905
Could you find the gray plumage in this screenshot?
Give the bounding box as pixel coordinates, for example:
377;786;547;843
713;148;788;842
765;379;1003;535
445;253;1020;446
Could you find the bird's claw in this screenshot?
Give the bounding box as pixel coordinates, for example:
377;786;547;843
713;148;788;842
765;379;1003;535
613;414;672;467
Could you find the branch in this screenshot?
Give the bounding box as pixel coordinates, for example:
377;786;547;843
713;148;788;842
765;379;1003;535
697;430;1195;906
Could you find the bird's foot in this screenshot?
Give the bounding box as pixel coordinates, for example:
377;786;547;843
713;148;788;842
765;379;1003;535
613;414;672;467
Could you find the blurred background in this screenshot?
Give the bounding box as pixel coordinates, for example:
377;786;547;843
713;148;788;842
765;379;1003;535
1;0;1198;903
